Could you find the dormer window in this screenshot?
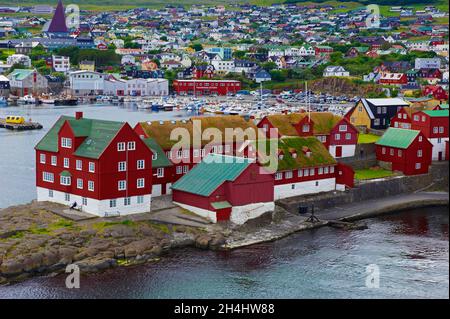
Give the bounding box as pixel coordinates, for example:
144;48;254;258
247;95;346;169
61;137;72;148
339;124;347;132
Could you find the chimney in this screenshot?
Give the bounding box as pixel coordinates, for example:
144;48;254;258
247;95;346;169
75;112;83;120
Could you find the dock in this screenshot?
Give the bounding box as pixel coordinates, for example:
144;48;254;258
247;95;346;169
0;118;43;131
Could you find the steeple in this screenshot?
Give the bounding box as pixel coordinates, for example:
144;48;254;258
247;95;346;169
47;0;68;33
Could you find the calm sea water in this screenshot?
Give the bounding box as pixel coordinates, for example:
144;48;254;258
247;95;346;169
0;103;198;209
0;207;448;299
0;104;448;299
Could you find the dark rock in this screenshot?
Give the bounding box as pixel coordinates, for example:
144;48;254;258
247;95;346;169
209;234;226;250
0;259;23;276
195;235;212;249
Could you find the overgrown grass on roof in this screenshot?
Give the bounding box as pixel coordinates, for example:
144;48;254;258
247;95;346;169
355;167;395;180
358;133;380;144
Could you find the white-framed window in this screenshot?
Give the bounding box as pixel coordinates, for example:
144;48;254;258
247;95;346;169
275;172;282;180
335;133;340;140
330;166;335;173
298;169;303;177
42;172;54;183
137;178;145;188
302;124;310;132
183;150;189;158
310;168;314;176
77;178;83;189
374;119;380;126
304;169;309;177
318;167;323;175
390;148;394;156
63;158;69;168
382;147;386;154
324;166;329;174
89;162;95;173
117;142;126;151
118;180;126;191
377;107;381;114
127;141;136;150
82;197;87;206
177;150;183;159
193;149;200;157
48;190;53;198
61;137;72;148
418;136;423;142
415;162;421;169
64;193;70;202
137;196;144;204
176;166;183;174
398;150;402;157
417;150;422;157
201;149;206;157
76;160;82;171
183;165;189;173
157;168;164;178
339;124;347;132
152;152;158;160
60;176;71;186
439;127;444;133
225;145;231;153
398;113;402;119
51;156;57;166
137;160;145;169
118;161;127;172
88;181;94;191
166;151;172;159
346;133;351;140
422;116;426;122
124;197;131;206
382;107;387;114
433;127;438;134
40;154;46;164
285;171;293;179
109;199;117;208
413;115;419;121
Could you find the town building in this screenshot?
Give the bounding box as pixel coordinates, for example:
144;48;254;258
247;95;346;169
42;0;69;38
0;74;10;97
346;98;410;130
6;54;32;68
172;80;241;96
52;55;70;73
35;112;153;216
323;66;350;77
376;128;432;175
257;112;359;158
172;154;274;224
7;69;48;96
415;57;441;70
378;72;407;85
411;110;449;161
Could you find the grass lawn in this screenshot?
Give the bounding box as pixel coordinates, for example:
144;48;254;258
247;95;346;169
358;133;380;144
355;168;395;180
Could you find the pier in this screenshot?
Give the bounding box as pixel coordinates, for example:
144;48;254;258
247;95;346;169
0;118;43;131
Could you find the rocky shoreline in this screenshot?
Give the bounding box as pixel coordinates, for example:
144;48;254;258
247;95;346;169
1;192;448;285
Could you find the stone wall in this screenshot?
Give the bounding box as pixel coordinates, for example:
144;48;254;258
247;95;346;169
277;161;449;213
339;143;377;170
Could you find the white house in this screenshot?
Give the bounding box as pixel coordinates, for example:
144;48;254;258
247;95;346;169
415;58;441;70
323;66;350;77
6;54;31;68
52;55;70;73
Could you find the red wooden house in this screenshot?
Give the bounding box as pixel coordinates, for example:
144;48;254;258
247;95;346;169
411;110;449;161
172;154;274;224
134;115;262;196
376;128;432;175
172;80;241;96
423;85;448;101
35;112;153;216
378;73;407;85
257;112;359;158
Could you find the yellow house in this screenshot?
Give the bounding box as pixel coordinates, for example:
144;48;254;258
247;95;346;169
348;100;371;128
79;60;95;72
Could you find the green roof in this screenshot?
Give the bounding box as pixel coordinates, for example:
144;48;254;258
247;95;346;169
376;128;420;149
143;138;172;168
211;201;232;209
35;116;124;159
255;137;337;171
422;110;449;117
8;69;33;81
172;154;252;197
